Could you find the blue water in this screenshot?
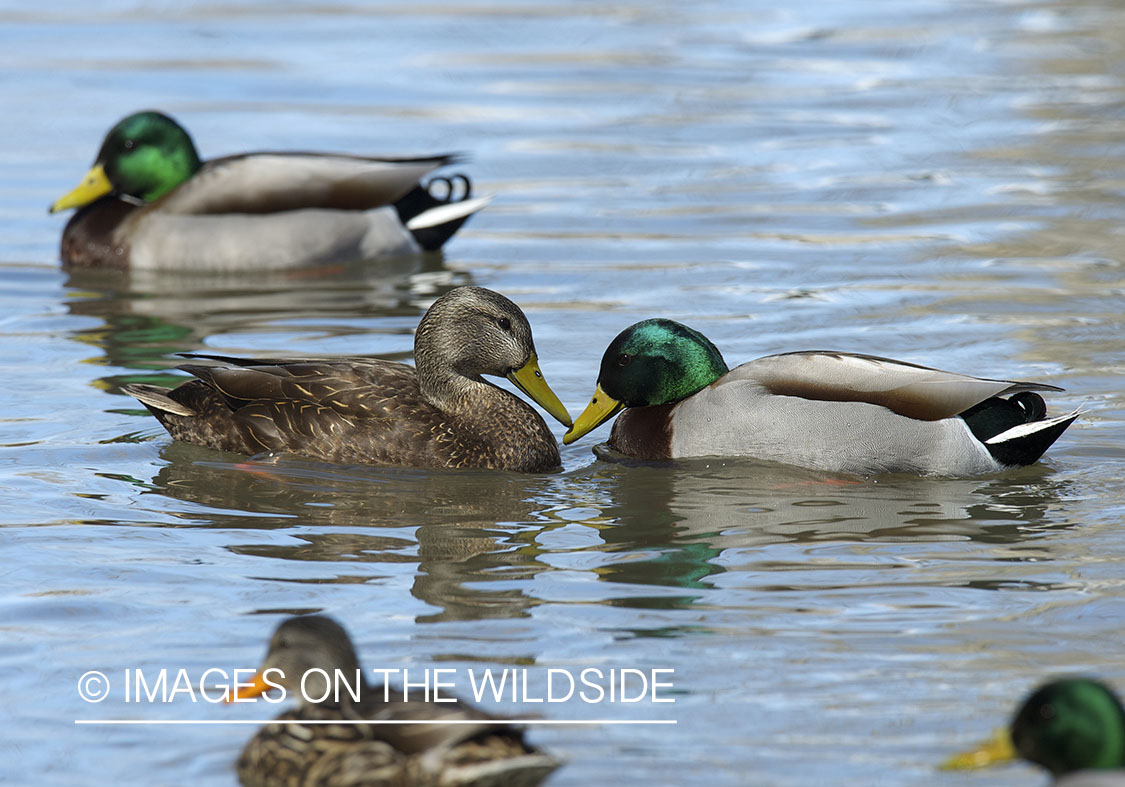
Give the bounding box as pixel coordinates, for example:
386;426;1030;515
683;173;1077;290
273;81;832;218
3;1;1125;785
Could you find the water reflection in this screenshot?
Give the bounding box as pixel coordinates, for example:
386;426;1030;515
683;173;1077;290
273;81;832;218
562;456;1075;605
6;0;1125;784
134;433;1078;636
144;444;562;622
62;257;470;392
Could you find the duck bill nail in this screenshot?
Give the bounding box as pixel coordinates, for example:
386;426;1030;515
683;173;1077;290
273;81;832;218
563;385;623;445
508;354;572;427
227;670;271;703
941;728;1016;770
49;163;112;213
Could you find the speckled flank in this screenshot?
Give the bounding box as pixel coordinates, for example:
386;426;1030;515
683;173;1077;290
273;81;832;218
123;288;563;473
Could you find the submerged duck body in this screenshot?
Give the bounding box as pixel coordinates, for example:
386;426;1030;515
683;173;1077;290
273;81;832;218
233;615;559;787
564;319;1079;477
123;287;571;472
945;678;1125;786
50;111;489;270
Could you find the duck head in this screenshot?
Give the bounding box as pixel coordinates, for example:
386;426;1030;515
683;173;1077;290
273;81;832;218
50;110;202;212
564;318;728;444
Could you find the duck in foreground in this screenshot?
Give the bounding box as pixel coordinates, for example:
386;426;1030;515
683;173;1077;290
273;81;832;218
563;319;1079;476
123;287;571;472
231;615;559;787
944;678;1125;786
49;110;489;270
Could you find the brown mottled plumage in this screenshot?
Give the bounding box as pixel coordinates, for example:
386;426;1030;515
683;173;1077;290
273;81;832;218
233;615;559;787
122;287;570;473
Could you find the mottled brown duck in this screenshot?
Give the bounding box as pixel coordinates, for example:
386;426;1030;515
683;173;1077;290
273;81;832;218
123;287;571;472
232;615;559;787
49;110;489;270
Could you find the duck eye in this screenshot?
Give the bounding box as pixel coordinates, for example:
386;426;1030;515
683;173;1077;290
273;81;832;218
123;139;135;150
617;353;632;367
1039;703;1056;721
497;317;512;332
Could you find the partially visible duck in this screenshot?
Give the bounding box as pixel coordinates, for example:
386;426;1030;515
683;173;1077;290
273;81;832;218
563;318;1078;476
944;678;1125;786
49;110;489;270
232;615;559;787
124;287;570;472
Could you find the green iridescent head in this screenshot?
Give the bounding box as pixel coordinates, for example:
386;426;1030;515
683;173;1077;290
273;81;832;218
50;111;202;213
597;318;729;407
945;677;1125;776
563;318;729;445
98;111;201;202
1013;678;1125;776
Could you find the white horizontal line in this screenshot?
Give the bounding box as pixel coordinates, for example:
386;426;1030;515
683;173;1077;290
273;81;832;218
75;719;677;726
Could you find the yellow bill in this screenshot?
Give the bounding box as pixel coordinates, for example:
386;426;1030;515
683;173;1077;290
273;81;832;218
941;727;1017;770
227;670;273;703
50;163;113;213
508;353;572;427
562;383;624;444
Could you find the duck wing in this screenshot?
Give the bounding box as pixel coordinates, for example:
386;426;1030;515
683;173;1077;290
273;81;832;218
356;697;558;785
359;699;502;754
739;351;1062;421
126;355;437;462
237;707;404;787
157;152;460;215
176;356;416;435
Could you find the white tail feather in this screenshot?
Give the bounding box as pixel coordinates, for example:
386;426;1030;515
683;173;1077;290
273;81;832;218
405;195;492;230
985;409;1082;444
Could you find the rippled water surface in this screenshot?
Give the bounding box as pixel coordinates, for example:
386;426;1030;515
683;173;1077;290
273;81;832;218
3;1;1125;785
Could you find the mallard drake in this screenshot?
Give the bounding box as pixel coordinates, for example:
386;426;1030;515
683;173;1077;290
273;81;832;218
231;615;559;787
123;287;571;472
49;110;489;270
563;318;1079;476
944;678;1125;785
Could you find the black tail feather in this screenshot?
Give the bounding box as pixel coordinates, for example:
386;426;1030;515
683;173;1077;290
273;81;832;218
961;393;1043;443
961;393;1077;467
985;412;1079;467
1011;390;1046;421
394;174;476;251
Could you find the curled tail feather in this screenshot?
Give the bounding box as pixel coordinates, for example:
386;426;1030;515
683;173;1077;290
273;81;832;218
394;174;491;251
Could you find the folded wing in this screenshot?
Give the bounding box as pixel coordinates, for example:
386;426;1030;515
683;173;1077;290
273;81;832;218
741;351;1062;421
158;153;460;215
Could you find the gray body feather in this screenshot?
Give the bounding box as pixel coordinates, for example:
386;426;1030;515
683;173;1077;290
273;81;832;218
645;352;1076;476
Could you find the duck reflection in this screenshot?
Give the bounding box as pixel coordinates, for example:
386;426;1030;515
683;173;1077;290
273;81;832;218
63;255;468;393
135;435;1073;632
145;443;559;622
562;452;1072;609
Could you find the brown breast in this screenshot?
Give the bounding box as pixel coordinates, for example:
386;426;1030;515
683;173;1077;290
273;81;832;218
607;404;675;460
